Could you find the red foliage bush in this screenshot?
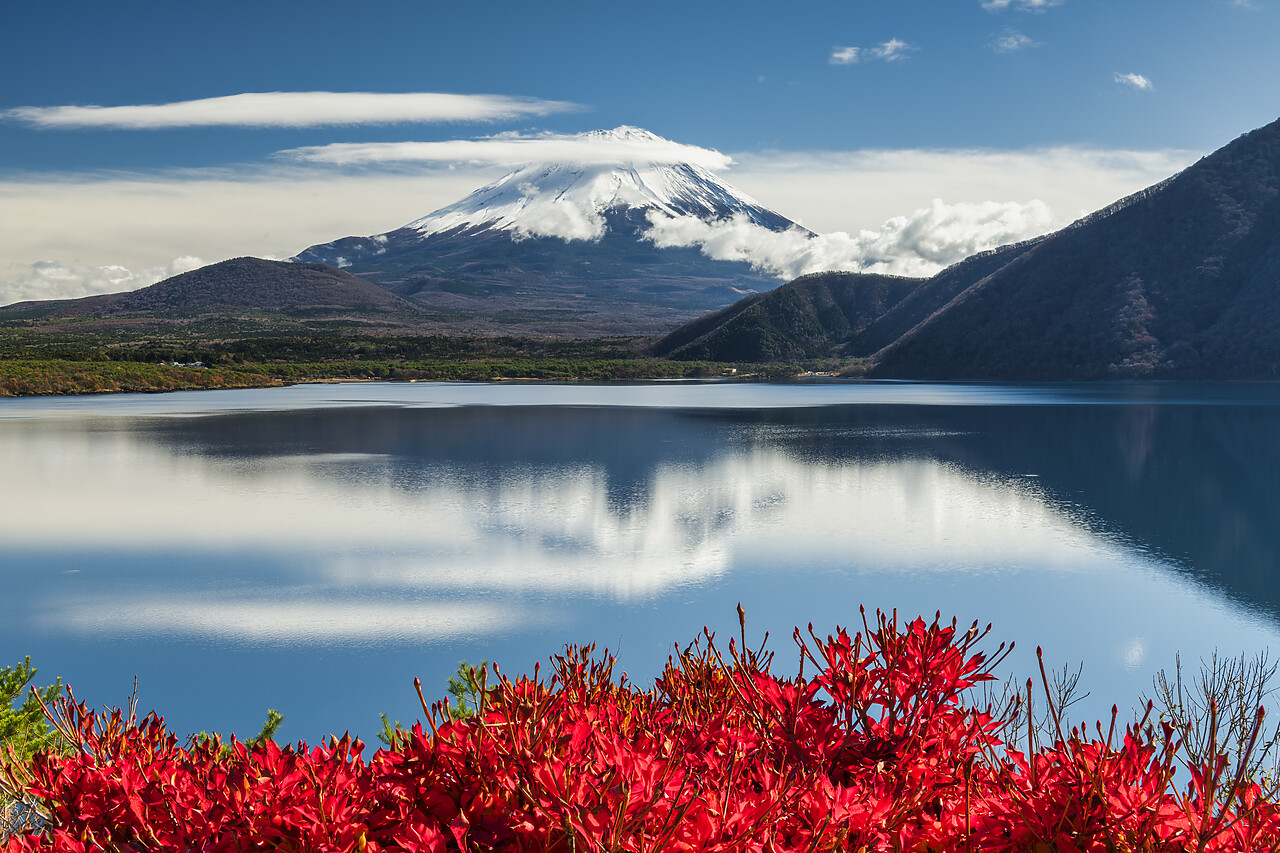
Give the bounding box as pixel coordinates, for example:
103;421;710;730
4;609;1280;852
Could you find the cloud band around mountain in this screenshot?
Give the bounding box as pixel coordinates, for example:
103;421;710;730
644;199;1055;280
2;92;581;130
277;129;735;171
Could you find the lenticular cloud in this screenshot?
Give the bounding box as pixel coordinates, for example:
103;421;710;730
3;92;580;130
279;128;734;172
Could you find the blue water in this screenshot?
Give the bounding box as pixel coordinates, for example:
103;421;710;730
3;380;1279;743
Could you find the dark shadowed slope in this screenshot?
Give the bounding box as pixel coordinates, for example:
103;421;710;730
843;240;1042;357
650;271;920;362
872;117;1280;379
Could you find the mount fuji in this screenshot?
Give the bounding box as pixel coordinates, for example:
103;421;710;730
292;127;808;333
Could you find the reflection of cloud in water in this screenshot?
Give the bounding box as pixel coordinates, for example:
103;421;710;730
1;420;1154;646
325;458;1113;601
50;598;517;645
6;387;1280;743
1119;636;1147;670
7;429;1113;575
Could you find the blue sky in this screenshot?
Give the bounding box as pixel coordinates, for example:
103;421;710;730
2;0;1278;304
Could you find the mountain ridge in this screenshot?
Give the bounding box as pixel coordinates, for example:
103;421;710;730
656;115;1280;378
0;257;422;322
651;271;921;362
871;116;1280;378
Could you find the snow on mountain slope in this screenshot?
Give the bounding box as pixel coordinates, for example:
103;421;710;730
405;137;798;242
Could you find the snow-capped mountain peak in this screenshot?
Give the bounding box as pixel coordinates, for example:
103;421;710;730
397;128;797;243
579;125;666;144
290;127;804;273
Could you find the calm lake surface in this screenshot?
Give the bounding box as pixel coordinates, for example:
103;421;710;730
3;380;1280;743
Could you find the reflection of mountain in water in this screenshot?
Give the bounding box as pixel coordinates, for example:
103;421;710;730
10;385;1280;748
101;389;1280;621
4;404;1117;623
144;406;728;515
729;400;1280;618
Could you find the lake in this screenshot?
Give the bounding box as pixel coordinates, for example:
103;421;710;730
3;379;1280;743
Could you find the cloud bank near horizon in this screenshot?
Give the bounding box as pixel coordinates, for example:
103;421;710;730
2;92;581;130
0;193;1057;305
0;257;204;308
727;146;1195;232
0;143;1198;304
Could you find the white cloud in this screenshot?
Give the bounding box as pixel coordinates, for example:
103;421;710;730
830;46;860;65
871;38;915;61
1;415;1127;617
981;0;1064;10
645;214;853;278
2;91;580;130
57;598;517;644
510;195;607;242
644;199;1055;280
991;29;1039;51
864;198;1055;269
0;256;204;307
830;39;916;65
1114;72;1154;91
277;128;733;171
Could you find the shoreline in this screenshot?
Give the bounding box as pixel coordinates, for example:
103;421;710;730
0;357;805;399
